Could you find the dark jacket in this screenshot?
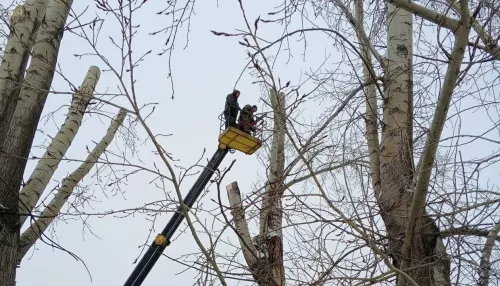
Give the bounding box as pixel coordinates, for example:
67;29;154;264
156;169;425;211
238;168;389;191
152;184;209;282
224;93;240;118
238;104;254;122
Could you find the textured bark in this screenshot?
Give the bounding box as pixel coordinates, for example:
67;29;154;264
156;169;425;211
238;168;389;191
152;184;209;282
18;109;126;261
377;4;451;286
258;89;286;286
0;0;50;144
18;66;101;227
226;182;275;286
478;220;500;286
0;1;72;284
398;2;472;284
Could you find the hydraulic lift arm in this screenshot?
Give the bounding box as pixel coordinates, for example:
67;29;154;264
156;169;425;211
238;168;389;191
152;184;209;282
123;147;229;286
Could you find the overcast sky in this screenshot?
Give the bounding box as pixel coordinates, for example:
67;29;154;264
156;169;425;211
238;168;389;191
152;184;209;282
13;0;500;285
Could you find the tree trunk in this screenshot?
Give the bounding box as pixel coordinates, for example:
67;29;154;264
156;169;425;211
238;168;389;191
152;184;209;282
226;182;274;286
0;1;73;284
378;4;450;285
18;109;126;261
226;88;286;286
258;88;286;286
18;66;101;227
0;0;50;144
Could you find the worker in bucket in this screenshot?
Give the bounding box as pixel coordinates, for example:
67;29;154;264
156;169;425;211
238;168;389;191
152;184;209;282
238;104;258;134
224;89;241;128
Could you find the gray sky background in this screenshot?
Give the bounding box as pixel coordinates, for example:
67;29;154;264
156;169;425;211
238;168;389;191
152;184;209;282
12;0;500;285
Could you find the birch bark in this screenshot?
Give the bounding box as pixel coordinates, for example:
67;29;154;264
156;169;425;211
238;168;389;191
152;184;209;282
0;1;73;284
18;66;101;227
257;88;286;286
0;0;50;143
17;109;126;261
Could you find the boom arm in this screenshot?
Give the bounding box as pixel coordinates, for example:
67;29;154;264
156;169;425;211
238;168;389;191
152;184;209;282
124;147;229;286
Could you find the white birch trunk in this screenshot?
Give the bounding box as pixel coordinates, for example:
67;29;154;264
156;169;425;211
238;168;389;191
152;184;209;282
379;4;421;285
17;109;126;261
398;2;472;285
0;0;50;142
258;88;286;286
18;66;101;227
0;1;71;284
226;181;275;285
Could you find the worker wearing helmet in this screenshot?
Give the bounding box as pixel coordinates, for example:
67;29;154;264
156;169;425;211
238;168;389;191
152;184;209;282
224;89;241;128
238;104;258;134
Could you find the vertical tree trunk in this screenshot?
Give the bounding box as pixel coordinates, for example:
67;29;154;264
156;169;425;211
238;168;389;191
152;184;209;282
258;88;286;286
0;0;50;143
0;1;73;284
226;182;273;285
379;4;450;285
379;2;415;281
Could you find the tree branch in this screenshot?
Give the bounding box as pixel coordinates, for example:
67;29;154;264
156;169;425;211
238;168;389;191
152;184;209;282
226;181;272;284
18;66;101;227
478;220;500;286
17;108;126;262
400;7;473;277
331;0;386;70
354;0;381;199
388;0;460;31
0;0;50;143
441;226;500;242
446;0;500;60
389;0;500;60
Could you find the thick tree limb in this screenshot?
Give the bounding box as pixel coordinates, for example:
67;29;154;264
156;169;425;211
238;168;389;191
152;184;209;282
0;1;73;283
226;182;258;266
18;66;101;226
0;0;50;143
0;0;74;229
400;7;472;283
388;0;460;31
441;226;500;242
446;0;500;60
478;220;500;286
17;108;126;261
258;88;286;286
389;0;500;60
226;181;276;285
354;0;381;199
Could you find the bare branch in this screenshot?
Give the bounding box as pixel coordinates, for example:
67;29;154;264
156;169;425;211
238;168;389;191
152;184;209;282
17;108;127;262
478;220;500;286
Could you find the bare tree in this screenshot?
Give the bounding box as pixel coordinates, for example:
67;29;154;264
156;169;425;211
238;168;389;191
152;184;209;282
2;0;500;285
2;0;224;285
199;0;500;285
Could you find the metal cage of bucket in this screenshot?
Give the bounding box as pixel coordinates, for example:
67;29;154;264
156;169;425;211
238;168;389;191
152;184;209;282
217;112;266;155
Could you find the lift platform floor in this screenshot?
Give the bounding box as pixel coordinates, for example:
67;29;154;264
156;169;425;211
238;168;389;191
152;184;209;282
218;126;262;155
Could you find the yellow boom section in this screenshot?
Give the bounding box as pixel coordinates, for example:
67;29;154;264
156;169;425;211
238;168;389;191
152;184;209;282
218;127;262;155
